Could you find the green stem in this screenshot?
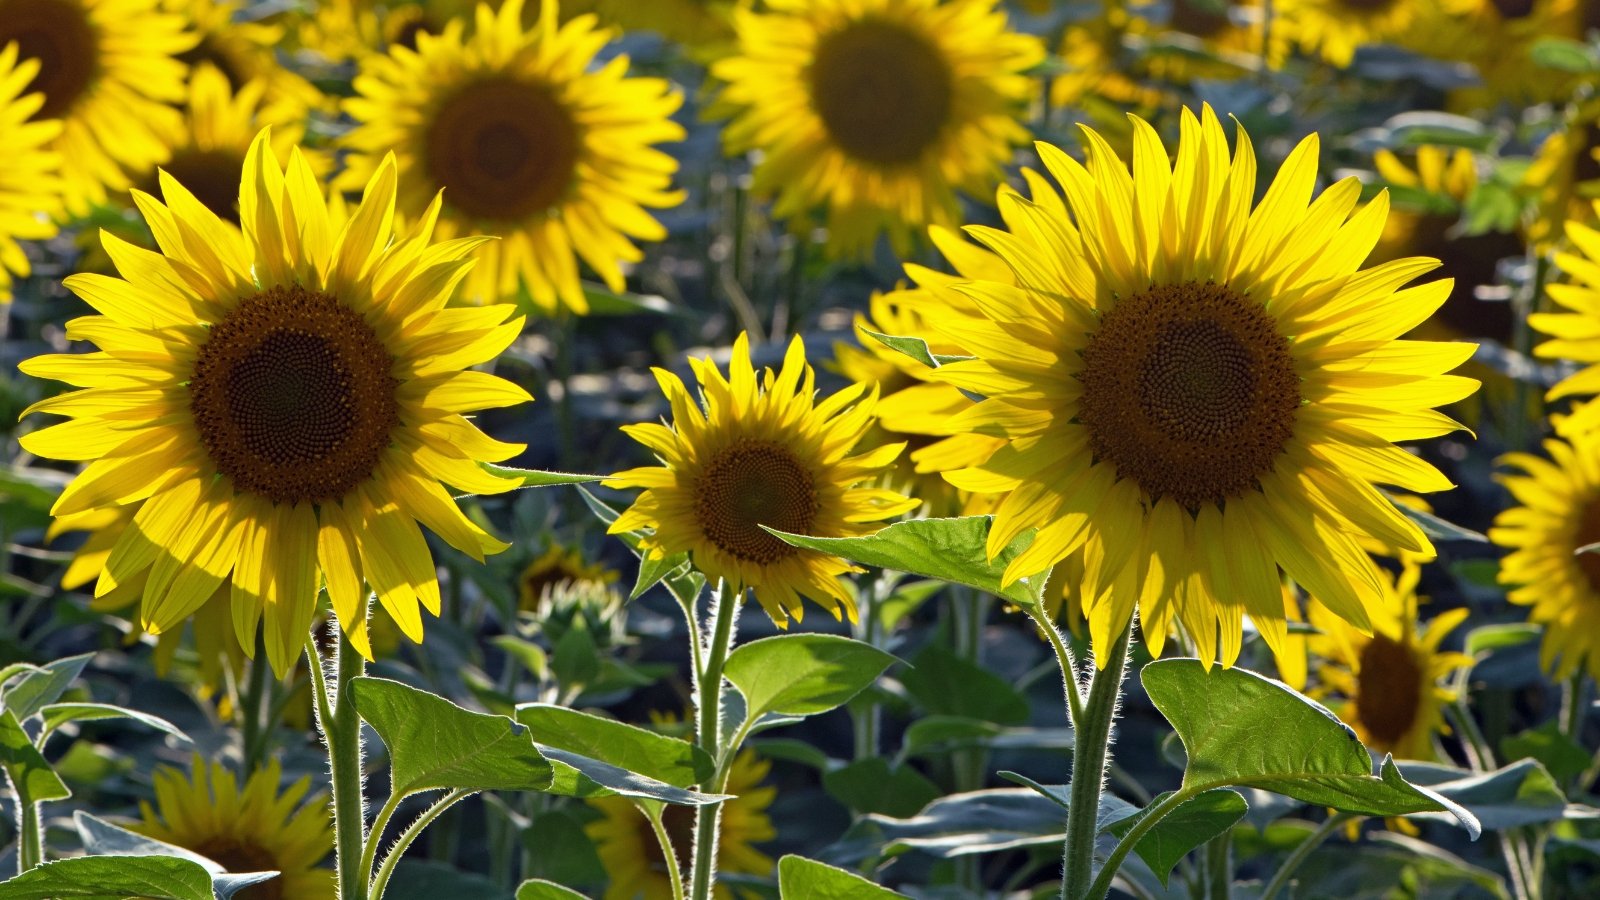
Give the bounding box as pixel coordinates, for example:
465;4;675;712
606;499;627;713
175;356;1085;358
240;632;271;776
1084;789;1191;900
358;792;405;890
646;805;688;900
1204;831;1231;899
1258;813;1351;900
1560;672;1586;740
689;581;739;900
1025;602;1086;726
1063;621;1133;900
307;629;369;900
17;797;40;873
367;790;474;900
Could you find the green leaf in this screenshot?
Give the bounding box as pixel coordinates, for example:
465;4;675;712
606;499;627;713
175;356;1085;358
899;645;1029;726
1105;790;1248;887
538;746;728;805
348;677;553;797
723;634;898;721
822;757;941;817
72;814;281;900
579;282;679;316
3;653;93;721
1141;660;1480;836
867;789;1066;857
1399;759;1570;830
1465;622;1540;655
515;879;589;900
1500;722;1592;785
489;636;548;681
0;710;69;803
1389;501;1487;543
520;809;606;887
1531;36;1600;72
763;516;1044;606
514;704;713;788
777;856;907;899
0;856;213;900
550;627;600;688
579;488;704;608
40;703;190;744
859;330;970;369
481;464;604;488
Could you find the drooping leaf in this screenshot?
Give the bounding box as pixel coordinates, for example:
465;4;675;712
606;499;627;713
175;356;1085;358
1464;622;1540;655
538;746;728;806
75;812;221;869
40;704;190;744
822;757;941;818
3;654;93;721
901;717;1072;759
1388;501;1487;543
1104;789;1249;887
899;645;1029;726
515;704;713;787
1141;660;1480;836
762;517;1044;606
858;330;970;369
0;710;69;803
579;488;704;607
723;634;898;721
348;677;553;797
0;855;213;900
867;789;1065;857
777;855;908;900
481;465;604;488
579;282;680;316
515;879;590;900
1500;722;1593;785
1399;759;1571;830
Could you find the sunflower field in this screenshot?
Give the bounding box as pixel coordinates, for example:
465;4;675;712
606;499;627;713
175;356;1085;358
6;0;1600;897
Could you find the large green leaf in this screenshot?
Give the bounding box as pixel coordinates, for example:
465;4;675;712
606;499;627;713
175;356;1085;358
0;856;213;900
514;704;713;788
1104;789;1248;887
1399;759;1572;830
515;880;589;900
537;746;728;805
0;710;69;803
1141;660;1480;836
579;488;704;607
40;704;190;745
762;517;1044;606
867;789;1065;857
349;677;552;797
900;716;1072;759
481;465;604;488
723;634;898;721
822;757;941;817
3;654;92;721
777;856;907;900
900;645;1029;725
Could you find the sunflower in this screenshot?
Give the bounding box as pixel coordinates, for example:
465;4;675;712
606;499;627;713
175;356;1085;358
1490;431;1600;682
921;105;1477;668
339;0;685;315
1276;0;1428;67
1529;201;1600;435
561;0;739;52
294;0;497;66
711;0;1043;259
0;0;194;216
18;130;530;674
586;746;775;900
0;42;62;305
1430;0;1584;108
1144;0;1287;81
167;0;325;115
1525;103;1600;250
135;757;334;900
518;543;619;611
605;334;918;625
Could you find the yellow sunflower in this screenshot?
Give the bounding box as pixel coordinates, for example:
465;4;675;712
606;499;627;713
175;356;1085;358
0;42;62;305
1306;563;1473;760
605;334;919;625
18;129;530;674
295;0;496;66
1277;0;1428;67
1490;431;1600;682
518;543;619;611
1529;201;1600;435
135;757;334;900
586;747;775;900
921;105;1477;668
0;0;194;216
561;0;739;52
1525;103;1600;250
1431;0;1584;109
1144;0;1288;80
711;0;1043;259
339;0;686;315
167;0;325;115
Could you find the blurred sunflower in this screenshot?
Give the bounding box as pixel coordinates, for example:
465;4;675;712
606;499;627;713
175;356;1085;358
587;747;775;900
0;0;194;215
18;131;529;674
1530;201;1600;434
1491;431;1600;681
0;42;62;305
136;757;333;900
1306;563;1473;760
518;543;618;611
1278;0;1426;66
606;334;918;625
711;0;1043;258
1525;103;1600;249
295;0;491;65
340;0;685;315
1050;5;1170;129
562;0;739;52
925;106;1477;667
167;0;325;114
1434;0;1583;108
1144;0;1286;81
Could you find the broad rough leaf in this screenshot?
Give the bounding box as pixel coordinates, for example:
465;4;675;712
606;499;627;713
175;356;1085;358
515;879;589;900
3;653;93;721
0;855;213;900
515;704;713;788
1399;759;1570;830
41;704;190;744
724;634;898;721
349;677;552;797
1142;660;1480;837
75;813;219;869
763;517;1044;606
538;746;729;805
0;710;69;803
777;855;908;900
822;757;941;818
481;464;604;488
867;788;1065;857
900;646;1029;726
902;717;1073;758
1105;789;1248;887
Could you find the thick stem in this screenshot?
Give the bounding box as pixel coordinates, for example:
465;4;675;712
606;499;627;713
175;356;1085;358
688;582;739;900
646;805;688;900
1025;602;1086;726
1258;813;1350;900
307;629;369;900
1084;789;1190;900
368;790;474;900
17;797;40;873
1560;673;1586;740
1062;621;1133;900
1204;831;1232;899
240;632;271;776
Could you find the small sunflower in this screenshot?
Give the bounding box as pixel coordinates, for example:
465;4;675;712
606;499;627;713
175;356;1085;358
1529;201;1600;435
518;543;619;611
1277;0;1426;67
606;334;918;625
167;0;325;115
1143;0;1287;81
340;0;686;314
711;0;1043;258
0;42;62;305
0;0;194;216
1490;431;1600;682
1525;104;1600;250
922;106;1477;667
19;130;530;674
586;746;775;900
295;0;499;66
135;757;334;900
1307;564;1473;760
561;0;739;52
1431;0;1583;108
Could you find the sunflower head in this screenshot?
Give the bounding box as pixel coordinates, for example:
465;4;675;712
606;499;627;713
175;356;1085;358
605;334;918;625
19;128;531;674
920;105;1476;668
1529;200;1600;435
0;40;62;304
519;543;620;612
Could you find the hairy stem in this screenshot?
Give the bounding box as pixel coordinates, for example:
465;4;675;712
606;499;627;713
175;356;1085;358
1084;788;1190;900
1063;620;1133;900
368;790;474;900
646;805;688;900
1258;813;1351;900
689;581;739;900
17;797;40;873
308;628;369;900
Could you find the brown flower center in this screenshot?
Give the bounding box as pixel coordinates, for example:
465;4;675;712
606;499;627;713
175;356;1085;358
190;839;282;900
1353;633;1423;750
189;285;399;505
146;148;246;224
1573;496;1600;594
694;440;818;564
1490;0;1536;19
1337;0;1396;11
0;0;99;120
423;75;580;222
179;38;248;92
1079;281;1300;510
808;18;953;166
1170;0;1232;38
